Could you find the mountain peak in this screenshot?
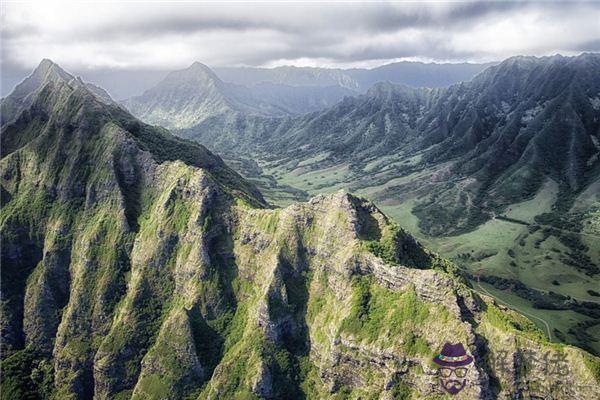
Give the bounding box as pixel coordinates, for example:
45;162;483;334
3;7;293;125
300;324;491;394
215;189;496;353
189;61;212;70
123;60;291;129
31;58;73;83
37;58;56;70
0;59;75;124
1;59;118;126
172;61;221;82
7;59;75;103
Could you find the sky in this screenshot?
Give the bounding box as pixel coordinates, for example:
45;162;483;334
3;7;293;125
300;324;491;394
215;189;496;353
2;1;600;97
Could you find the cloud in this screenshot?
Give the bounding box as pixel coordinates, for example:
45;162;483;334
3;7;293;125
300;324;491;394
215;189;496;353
1;1;599;73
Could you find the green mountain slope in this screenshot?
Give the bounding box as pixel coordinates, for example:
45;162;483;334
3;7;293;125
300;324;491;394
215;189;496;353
167;54;600;354
121;62;356;130
2;60;599;400
121;62;291;130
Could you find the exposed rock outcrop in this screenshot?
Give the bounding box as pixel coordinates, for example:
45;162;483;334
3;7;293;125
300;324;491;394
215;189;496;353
1;60;599;400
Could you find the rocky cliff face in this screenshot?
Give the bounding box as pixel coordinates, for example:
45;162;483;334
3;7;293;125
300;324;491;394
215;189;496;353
1;61;599;400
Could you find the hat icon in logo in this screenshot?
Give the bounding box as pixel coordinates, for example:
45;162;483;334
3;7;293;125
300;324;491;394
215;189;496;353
433;343;474;395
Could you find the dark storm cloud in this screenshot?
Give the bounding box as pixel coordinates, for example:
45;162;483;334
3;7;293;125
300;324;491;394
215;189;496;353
64;2;525;42
84;2;525;38
352;1;522;32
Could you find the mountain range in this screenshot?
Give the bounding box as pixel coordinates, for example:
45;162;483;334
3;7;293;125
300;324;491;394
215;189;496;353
2;59;599;399
1;60;491;102
122;60;493;131
214;61;494;92
122;53;600;356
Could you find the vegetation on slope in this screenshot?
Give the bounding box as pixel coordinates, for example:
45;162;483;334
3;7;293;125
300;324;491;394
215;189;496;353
2;60;599;400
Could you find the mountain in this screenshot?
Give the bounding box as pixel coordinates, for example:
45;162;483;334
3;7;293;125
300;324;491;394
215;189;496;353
2;60;490;105
403;54;600;234
1;64;172;99
215;61;493;91
122;62;356;130
179;82;432;159
191;54;600;237
174;54;600;354
266;82;434;160
214;65;361;90
257;54;600;230
171;82;440;162
121;62;289;130
248;82;356;114
3;60;599;399
348;61;496;91
121;61;492;134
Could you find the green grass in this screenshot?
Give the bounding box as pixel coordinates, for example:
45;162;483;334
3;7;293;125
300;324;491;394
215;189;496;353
340;276;442;357
378;199;427;238
481;294;547;342
296;152;332;167
261;161;351;195
503;179;558;223
476;281;600;353
362;225;403;265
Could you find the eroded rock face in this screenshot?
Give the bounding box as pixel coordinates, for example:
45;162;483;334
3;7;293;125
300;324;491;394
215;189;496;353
1;60;599;400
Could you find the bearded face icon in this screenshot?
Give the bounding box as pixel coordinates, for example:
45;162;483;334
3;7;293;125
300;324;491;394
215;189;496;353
433;343;473;395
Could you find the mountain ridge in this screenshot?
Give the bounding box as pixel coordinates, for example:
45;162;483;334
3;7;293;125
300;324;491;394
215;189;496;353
119;59;497;131
121;61;288;130
122;62;359;129
2;59;599;400
171;53;600;354
214;60;494;91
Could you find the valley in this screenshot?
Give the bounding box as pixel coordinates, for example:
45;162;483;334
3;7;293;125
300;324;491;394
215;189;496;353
121;54;600;356
1;57;599;399
3;3;600;399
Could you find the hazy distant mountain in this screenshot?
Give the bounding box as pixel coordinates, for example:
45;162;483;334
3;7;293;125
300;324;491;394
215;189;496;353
262;82;434;160
181;82;433;158
2;60;491;104
347;61;495;91
7;59;596;400
122;62;357;129
249;82;356;114
215;65;360;90
122;62;291;129
215;61;493;91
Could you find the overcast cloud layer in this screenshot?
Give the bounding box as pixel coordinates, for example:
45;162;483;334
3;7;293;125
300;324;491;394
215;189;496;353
2;1;600;96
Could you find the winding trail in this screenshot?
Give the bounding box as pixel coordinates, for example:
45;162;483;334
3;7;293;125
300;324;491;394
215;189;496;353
475;277;554;341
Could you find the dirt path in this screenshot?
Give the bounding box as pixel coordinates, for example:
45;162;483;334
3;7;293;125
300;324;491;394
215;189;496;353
475;277;554;341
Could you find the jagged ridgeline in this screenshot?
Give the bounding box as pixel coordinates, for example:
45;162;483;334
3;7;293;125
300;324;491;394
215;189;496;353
1;61;599;399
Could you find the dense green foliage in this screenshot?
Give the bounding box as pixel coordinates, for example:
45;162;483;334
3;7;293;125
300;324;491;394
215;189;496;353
341;276;432;355
2;58;599;400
